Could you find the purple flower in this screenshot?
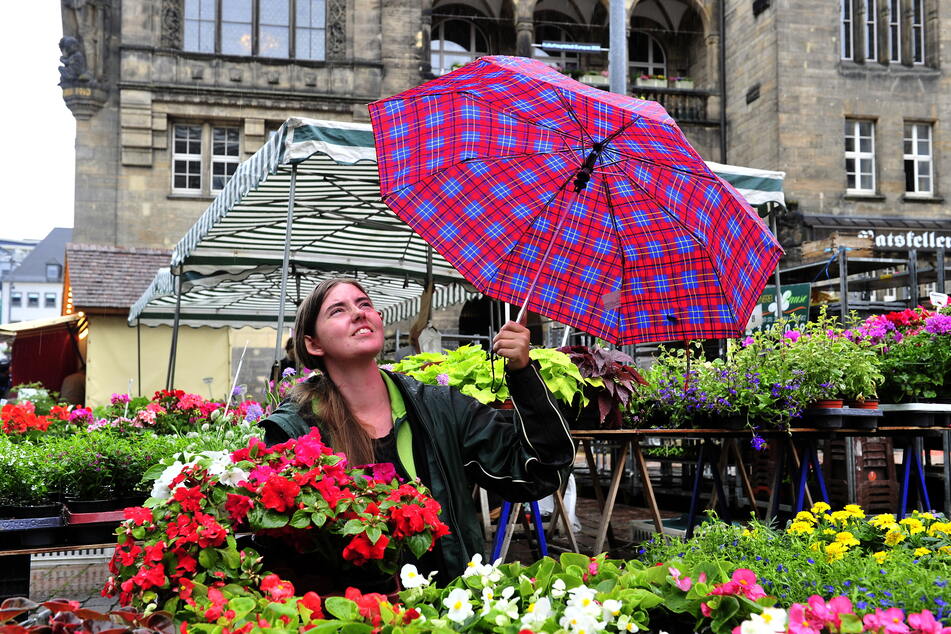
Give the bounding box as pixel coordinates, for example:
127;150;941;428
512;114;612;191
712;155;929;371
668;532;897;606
741;336;755;347
244;403;263;421
379;363;395;371
281;367;296;378
783;330;801;343
436;373;450;386
750;435;766;451
924;314;951;335
232;384;246;396
110;393;131;405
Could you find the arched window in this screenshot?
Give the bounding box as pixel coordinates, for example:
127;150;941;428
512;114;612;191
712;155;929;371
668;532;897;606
431;18;489;75
533;12;580;71
629;31;666;77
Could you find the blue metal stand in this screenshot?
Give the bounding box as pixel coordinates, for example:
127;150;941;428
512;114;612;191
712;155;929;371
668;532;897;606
794;441;830;513
899;440;932;517
491;500;548;561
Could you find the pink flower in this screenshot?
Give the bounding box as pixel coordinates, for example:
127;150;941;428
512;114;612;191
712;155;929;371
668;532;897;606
784;330;801;343
588;560;599;576
788;604;822;634
675;576;693;592
864;608;910;634
700;602;711;618
741;336;755;347
907;610;951;634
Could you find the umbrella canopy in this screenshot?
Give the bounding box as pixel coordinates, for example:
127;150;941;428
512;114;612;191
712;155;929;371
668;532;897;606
369;56;783;344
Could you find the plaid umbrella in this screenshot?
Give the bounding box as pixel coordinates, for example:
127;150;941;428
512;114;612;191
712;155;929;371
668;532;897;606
368;56;783;344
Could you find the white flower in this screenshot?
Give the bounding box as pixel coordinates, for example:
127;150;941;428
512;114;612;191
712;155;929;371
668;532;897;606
602;599;623;621
559;606;604;634
400;564;430;589
740;608;787;634
463;553;485;578
218;466;250;487
204;451;232;476
551;578;567;598
443;588;473;624
617;614;640;632
567;584;599;614
520;596;553;629
150;460;185;499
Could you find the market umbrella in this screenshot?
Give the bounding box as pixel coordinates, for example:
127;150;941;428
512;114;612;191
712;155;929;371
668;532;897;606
368;56;783;344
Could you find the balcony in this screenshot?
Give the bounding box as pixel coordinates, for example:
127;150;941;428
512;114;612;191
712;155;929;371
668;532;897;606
629;86;713;124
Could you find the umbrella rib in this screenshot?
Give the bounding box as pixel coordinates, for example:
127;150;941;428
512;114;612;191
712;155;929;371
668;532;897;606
551;88;594;148
457;91;585;145
608;151;721;181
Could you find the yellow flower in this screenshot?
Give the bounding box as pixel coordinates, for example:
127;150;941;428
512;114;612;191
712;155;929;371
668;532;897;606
788;521;815;535
938;546;951;556
914;511;934;521
811;502;831;515
824;541;847;562
835;531;860;547
844;504;866;519
870;513;896;528
742;527;759;538
914;547;931;557
884;529;906;546
899;517;925;535
927;522;951;536
823;529;837;536
872;551;888;564
794;511;817;524
810;541;823;552
830;510;851;526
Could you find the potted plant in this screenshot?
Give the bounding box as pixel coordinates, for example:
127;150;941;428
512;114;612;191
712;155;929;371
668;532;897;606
669;76;694;90
635;73;667;88
558;345;646;429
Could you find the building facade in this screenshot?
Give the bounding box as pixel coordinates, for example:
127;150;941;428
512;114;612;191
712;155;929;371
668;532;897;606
1;229;72;323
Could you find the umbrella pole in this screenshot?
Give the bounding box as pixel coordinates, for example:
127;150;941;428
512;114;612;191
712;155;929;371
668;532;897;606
274;164;298;372
515;209;573;325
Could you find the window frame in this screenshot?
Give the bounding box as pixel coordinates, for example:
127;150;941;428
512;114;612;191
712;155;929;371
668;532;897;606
629;31;667;78
45;263;61;281
27;293;39;309
430;18;489;77
863;0;877;61
911;0;925;64
211;126;241;193
887;0;900;62
10;292;21;308
844;118;876;195
841;0;854;59
903;122;934;198
183;0;327;61
171;122;242;197
44;292;57;309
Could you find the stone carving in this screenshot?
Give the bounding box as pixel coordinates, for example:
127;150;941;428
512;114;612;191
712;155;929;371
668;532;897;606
327;0;347;59
58;36;91;84
61;0;107;84
161;0;182;49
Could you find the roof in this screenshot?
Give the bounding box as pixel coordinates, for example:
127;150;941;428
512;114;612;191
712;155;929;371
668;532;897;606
7;228;72;282
0;313;86;336
66;243;171;310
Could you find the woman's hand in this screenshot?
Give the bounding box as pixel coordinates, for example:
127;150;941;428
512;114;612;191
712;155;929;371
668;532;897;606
493;321;531;371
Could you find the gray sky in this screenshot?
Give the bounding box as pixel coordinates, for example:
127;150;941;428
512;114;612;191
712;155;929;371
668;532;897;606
1;3;76;241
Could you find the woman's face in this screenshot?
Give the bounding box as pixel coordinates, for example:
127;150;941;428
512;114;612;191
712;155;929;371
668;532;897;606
304;283;384;365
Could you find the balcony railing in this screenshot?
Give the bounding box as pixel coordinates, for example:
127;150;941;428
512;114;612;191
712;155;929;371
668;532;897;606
629;87;712;124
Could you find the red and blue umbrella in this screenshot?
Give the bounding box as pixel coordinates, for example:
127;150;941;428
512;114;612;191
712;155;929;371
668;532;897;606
368;56;783;344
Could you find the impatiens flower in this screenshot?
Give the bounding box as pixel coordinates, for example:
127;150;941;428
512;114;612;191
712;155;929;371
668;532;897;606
123;506;153;526
260;474;301;512
342;533;389;565
345;588;388;627
224;493;254;524
299;591;324;620
443;588;474;624
788;603;821;634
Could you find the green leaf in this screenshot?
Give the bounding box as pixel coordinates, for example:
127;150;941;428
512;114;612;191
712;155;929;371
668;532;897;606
366;525;382;544
253;508;289;529
342;518;365;536
407;533;431;559
559;552;591;571
198;548;219;569
311;511;327;527
217;547;240;569
325;597;361;621
290;508;311;529
227;597;256;621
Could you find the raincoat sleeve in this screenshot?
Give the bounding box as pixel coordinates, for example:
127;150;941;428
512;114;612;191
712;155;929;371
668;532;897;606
258;400;312;446
456;361;575;502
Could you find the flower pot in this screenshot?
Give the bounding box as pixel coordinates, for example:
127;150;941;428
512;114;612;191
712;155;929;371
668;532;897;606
65;498;125;514
0;503;65;547
0;502;63;520
635;78;666;88
670;79;694;90
846;399;879;409
808;399;843;409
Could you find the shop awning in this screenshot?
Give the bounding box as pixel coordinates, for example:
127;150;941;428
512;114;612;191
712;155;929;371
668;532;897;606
0;313;87;337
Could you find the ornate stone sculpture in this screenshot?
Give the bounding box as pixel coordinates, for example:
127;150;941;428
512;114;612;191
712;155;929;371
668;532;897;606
58;36;92;84
59;0;110;118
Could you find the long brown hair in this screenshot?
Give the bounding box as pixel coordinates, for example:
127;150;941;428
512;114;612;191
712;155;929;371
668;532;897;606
290;278;375;465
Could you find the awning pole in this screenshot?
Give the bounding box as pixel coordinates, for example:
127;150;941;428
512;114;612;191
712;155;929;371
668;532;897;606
274;164;299;370
136;318;142;397
770;206;782;321
166;271;183;390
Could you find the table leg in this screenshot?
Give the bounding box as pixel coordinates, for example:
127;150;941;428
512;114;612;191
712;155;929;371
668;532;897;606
767;438;788;520
844;437;856;505
593;441;629;555
790;442;814;512
686;440;710;539
943;430;951;516
633;442;663;534
583;439;616;546
552;488;580;553
912;438;932;511
900;444;912;517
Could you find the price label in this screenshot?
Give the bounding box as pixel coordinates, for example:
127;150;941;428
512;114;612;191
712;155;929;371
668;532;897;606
930;291;949;309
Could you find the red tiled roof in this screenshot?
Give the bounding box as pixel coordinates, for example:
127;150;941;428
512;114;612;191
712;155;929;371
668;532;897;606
65;243;170;310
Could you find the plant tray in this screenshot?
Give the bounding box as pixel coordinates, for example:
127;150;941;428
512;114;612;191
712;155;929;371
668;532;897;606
65;509;126;526
0;516;64;532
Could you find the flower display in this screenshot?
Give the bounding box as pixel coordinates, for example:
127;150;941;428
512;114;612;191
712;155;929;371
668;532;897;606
104;428;449;614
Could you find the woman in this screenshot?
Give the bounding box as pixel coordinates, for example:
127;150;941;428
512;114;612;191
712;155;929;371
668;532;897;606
261;278;574;578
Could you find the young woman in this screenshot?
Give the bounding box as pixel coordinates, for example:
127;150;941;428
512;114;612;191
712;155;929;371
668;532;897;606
261;278;574;578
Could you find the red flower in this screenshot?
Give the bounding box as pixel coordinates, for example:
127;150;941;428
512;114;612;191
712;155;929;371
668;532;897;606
117;543;142;567
314;478;349;511
123;506;154;526
230;437;269;463
143;541;165;565
300;592;324;619
176;552;198;574
204;586;227;621
194;512;227;548
342;533;389;566
260;474;301;512
224;493;254;525
260;574;295;602
173;486;206;513
344;587;387;626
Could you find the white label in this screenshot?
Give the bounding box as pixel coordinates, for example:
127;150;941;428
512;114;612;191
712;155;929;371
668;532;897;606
930;291;949;309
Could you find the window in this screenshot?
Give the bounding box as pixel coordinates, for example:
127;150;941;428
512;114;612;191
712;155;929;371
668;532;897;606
887;0;900;62
172;123;240;195
845;119;875;194
630;32;666;78
842;0;928;64
183;0;325;61
864;0;877;60
211;127;240;191
44;293;56;308
534;12;580;71
10;292;21;308
841;0;853;59
27;293;39;308
912;0;925;63
45;263;61;281
431;19;488;76
904;122;933;196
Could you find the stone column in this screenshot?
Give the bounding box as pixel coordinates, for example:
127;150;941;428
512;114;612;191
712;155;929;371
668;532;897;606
514;1;535;59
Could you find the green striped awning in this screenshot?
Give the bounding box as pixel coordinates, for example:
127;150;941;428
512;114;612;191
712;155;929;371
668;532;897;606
706;161;785;209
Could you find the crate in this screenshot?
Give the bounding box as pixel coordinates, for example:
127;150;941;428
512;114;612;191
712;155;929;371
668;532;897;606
825;437;897;513
800;234;874;262
0;554;30;601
